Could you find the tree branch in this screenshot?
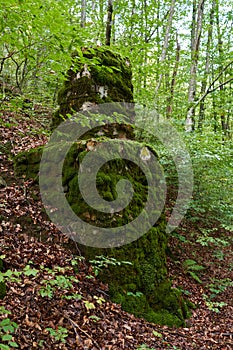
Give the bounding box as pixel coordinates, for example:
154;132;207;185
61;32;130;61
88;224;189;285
187;60;233;113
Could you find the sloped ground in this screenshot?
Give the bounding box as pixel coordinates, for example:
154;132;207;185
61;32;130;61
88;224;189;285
0;105;232;349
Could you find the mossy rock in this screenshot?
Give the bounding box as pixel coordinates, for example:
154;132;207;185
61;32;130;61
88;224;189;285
51;46;134;129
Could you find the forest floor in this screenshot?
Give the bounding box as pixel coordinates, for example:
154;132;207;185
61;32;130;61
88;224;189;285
0;104;232;349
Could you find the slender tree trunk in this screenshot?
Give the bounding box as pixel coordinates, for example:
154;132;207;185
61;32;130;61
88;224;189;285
216;0;229;138
185;0;205;131
105;0;113;46
81;0;86;28
154;0;176;94
166;31;180;118
198;0;215;130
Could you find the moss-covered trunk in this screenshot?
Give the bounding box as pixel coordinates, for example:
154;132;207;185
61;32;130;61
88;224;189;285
14;46;191;326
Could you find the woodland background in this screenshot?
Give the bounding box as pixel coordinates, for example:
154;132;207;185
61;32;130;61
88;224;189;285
0;1;232;349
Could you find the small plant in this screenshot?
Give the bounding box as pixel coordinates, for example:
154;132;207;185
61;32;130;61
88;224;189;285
137;345;155;350
152;330;163;338
183;259;205;283
212;250;225;260
0;306;18;349
207;278;232;299
89;255;132;276
39;266;79;298
88;315;101;322
170;231;189;243
196;229;229;247
83;300;95;311
202;295;227;313
46;326;68;343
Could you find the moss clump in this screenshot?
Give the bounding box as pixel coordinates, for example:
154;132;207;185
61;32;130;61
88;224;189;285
0;259;6;300
14;146;43;180
51;46;134;128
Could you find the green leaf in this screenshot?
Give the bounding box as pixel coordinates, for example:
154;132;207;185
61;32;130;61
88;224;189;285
152;330;163;338
23;265;38;276
83;300;95;310
0;307;11;315
1;334;12;341
189;271;202;284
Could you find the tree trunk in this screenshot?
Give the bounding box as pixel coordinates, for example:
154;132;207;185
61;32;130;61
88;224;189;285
105;0;113;46
154;0;176;94
198;0;215;130
216;0;230;139
185;0;205;131
166;31;180;118
81;0;86;28
15;47;192;327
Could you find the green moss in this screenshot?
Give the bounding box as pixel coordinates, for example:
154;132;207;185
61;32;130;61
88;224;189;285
0;282;6;300
62;137;192;327
0;259;6;300
51;46;134;129
146;309;185;327
14;146;43;180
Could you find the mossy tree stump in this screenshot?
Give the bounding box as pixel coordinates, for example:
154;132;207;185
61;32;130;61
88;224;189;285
14;46;191;326
51;46;134;129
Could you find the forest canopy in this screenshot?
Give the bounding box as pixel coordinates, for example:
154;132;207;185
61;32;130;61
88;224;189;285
0;0;232;134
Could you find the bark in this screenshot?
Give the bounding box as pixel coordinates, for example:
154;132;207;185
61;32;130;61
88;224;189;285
198;0;215;129
166;31;180;118
185;0;205;131
105;0;113;46
81;0;86;28
216;0;230;138
154;0;176;94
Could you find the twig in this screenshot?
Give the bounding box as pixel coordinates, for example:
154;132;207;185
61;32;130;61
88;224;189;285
63;312;102;350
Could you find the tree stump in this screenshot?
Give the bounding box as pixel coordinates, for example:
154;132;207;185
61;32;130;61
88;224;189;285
14;46;191;326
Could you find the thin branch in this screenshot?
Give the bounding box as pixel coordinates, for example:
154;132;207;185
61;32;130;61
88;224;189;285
206;60;233;92
187;60;233;113
64;312;102;350
207;77;233;93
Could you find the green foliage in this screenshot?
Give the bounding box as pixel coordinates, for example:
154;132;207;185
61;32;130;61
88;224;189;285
196;228;230;247
89;255;132;276
202;278;232;313
0;307;18;349
183;259;205;284
187;133;233;227
46;326;68;344
38;266;79;298
152;330;163;338
202;295;227;313
207;278;232;299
